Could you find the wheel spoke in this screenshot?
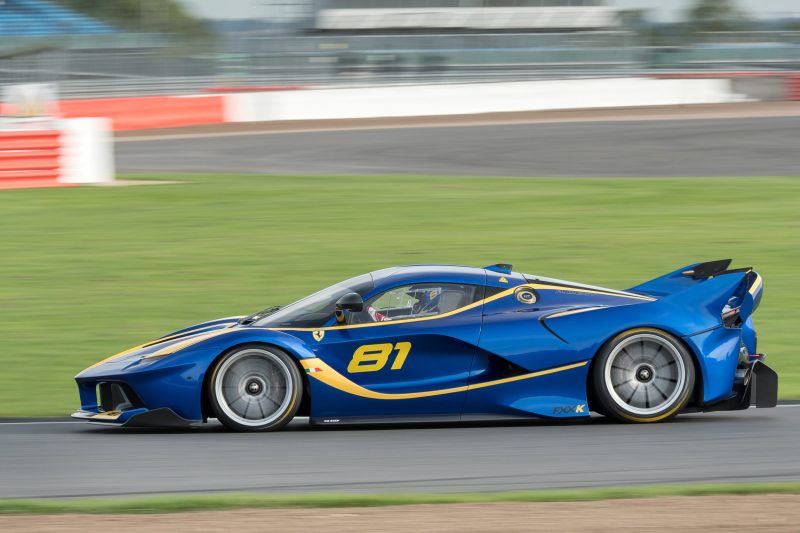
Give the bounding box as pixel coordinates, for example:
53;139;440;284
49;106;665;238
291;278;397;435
264;395;281;407
613;377;634;389
227;394;245;406
652;382;669;400
624;384;640;403
256;399;266;419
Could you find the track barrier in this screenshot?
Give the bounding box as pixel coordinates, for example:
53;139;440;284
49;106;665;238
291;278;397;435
59;95;225;131
786;75;800;101
0;129;62;189
0;118;114;190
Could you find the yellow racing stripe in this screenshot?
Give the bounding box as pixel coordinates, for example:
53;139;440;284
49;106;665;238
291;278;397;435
748;273;763;296
77;323;236;376
300;358;588;400
272;284;653;333
90;410;123;421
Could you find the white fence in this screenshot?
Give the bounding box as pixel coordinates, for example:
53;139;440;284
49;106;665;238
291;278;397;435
225;78;743;123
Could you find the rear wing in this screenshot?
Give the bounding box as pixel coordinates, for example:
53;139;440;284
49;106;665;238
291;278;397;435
630;259;762;325
630;259;736;296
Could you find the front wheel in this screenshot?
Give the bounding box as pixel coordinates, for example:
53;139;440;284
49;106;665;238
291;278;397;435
209;344;303;432
592;328;695;423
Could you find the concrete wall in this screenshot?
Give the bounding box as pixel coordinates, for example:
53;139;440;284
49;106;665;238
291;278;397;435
225;78;742;123
730;77;786;102
58;118;115;184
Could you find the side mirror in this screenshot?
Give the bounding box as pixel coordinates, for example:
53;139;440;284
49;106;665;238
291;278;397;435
335;292;363;324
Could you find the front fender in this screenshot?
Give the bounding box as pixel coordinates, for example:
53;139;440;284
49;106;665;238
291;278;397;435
76;327;314;421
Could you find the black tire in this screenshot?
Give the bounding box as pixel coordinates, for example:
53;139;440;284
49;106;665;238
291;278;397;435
592;328;695;423
208;344;303;432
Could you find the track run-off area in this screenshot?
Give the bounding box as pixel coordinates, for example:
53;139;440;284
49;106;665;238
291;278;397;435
115;112;800;177
1;406;799;499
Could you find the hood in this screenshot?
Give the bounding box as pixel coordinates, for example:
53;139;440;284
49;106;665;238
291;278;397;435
76;317;240;378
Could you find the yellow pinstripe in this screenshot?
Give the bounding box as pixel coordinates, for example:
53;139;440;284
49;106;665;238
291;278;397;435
300;358;588;400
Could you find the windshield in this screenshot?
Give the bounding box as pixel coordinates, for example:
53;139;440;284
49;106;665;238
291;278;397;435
252;273;374;328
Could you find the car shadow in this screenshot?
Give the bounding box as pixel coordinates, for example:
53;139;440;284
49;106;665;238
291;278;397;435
75;411;755;436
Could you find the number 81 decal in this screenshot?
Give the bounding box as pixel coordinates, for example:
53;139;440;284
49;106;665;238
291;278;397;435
347;342;411;373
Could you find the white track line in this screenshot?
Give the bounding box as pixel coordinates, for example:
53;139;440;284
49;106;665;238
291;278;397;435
0;421;80;425
0;416;313;426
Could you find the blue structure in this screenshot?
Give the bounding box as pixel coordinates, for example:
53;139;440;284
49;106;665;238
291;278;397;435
0;0;114;36
72;261;777;431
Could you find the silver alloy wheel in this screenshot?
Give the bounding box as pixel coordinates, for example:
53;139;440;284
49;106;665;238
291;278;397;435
213;348;294;427
603;333;686;416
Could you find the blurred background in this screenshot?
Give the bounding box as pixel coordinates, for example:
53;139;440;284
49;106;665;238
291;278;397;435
2;0;800;97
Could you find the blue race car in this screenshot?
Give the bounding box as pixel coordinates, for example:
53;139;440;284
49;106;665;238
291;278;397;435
72;260;777;431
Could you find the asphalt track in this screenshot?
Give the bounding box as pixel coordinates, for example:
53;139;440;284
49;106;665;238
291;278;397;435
115;116;800;177
1;407;799;499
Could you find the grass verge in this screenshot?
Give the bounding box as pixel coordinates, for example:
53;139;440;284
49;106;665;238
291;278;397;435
1;174;798;416
2;482;800;514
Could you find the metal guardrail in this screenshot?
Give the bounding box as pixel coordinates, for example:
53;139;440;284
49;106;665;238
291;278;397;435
5;68;645;98
15;69;792;99
2;30;800;99
19;62;800;99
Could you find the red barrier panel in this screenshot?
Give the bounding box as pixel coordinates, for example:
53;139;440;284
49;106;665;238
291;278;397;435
59;95;225;131
786;75;800;101
1;155;60;171
0;130;64;189
0;130;61;147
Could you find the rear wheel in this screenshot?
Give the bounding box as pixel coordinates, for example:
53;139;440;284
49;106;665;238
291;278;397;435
592;328;694;423
209;344;302;432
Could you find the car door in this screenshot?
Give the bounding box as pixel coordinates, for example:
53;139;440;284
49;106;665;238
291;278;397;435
462;270;592;417
308;282;485;419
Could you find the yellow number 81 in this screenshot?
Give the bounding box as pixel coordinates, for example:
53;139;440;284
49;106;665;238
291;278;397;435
347;342;411;373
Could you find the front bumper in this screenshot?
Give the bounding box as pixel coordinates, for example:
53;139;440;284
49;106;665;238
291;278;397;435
701;360;778;412
71;407;198;428
74;354;206;424
73;371;204;428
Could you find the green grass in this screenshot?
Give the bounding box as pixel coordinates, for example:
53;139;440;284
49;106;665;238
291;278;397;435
0;174;798;416
2;482;800;514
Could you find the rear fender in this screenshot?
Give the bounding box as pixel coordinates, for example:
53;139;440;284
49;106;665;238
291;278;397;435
683;326;742;403
657;271;748;333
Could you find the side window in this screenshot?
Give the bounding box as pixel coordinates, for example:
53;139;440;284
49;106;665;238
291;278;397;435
350;283;481;324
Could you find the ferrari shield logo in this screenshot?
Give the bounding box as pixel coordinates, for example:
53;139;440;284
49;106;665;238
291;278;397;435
312;330;325;342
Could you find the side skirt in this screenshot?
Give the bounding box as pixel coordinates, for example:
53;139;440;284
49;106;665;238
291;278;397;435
309;412;577;426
